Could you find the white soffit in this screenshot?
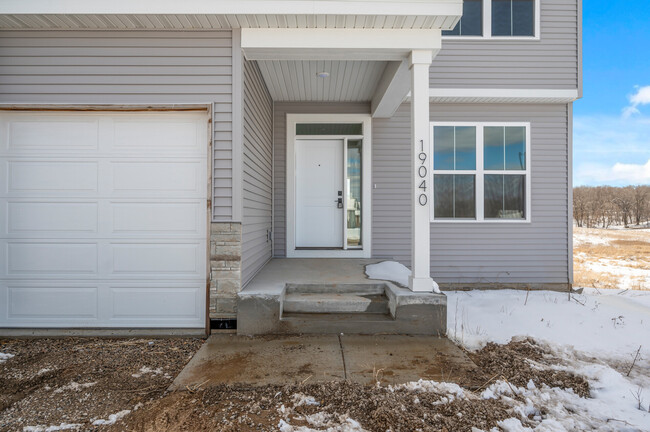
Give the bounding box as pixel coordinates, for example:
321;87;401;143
257;60;388;102
0;0;463;31
428;89;581;104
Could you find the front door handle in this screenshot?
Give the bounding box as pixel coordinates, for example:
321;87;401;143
336;197;343;209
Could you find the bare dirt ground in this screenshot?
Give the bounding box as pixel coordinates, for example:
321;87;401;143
0;337;203;431
104;339;589;432
573;226;650;290
0;338;589;432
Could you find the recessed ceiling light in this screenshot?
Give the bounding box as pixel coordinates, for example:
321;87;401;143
316;71;330;78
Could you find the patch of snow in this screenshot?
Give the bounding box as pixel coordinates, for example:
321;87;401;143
37;368;52;375
0;352;15;363
279;415;368;432
291;393;320;407
573;232;611;246
279;393;367;432
131;366;163;378
365;261;440;293
91;410;131;426
22;424;82;432
52;382;96;394
278;420;293;432
585;258;650;279
391;380;468;404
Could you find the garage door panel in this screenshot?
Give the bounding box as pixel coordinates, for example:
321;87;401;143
7;201;99;234
1;115;100;154
110;242;204;276
7;160;98;193
7;285;98;320
2;199;203;239
113;117;203;155
109;161;204;196
0;111;208;329
1;282;204;327
6;242;98;275
111;201;202;235
109;285;202;321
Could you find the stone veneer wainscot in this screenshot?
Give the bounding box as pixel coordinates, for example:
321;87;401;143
209;222;242;317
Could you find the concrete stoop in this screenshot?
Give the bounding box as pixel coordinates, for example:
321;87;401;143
237;282;446;336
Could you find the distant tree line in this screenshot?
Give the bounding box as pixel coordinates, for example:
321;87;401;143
573;185;650;228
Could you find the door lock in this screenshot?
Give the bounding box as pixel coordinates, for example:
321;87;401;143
337;197;343;209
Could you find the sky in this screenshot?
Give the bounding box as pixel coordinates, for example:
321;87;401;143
573;0;650;186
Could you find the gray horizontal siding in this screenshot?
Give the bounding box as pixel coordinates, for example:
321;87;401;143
242;60;274;286
272;102;371;257
0;30;234;221
373;103;569;284
431;0;578;89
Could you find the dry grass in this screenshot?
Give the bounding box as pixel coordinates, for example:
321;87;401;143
573;227;650;291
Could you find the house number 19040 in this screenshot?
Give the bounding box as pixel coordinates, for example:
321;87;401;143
418;139;427;206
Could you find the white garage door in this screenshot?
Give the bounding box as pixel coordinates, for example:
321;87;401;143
0;111;208;328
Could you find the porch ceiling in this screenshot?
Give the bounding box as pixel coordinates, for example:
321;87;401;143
257;60;388;102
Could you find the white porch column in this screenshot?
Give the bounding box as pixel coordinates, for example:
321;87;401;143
408;50;434;293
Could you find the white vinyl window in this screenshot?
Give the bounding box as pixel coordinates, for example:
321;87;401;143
431;122;531;223
442;0;540;40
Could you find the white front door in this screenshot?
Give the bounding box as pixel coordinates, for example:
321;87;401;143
295;139;343;248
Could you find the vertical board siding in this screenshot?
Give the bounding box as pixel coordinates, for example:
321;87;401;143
431;0;579;89
373;103;569;284
241;60;273;286
272;102;371;257
0;30;234;220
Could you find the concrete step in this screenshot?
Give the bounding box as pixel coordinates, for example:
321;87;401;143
282;293;389;314
279;312;395;334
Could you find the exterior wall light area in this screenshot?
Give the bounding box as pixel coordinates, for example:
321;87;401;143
316;71;330;78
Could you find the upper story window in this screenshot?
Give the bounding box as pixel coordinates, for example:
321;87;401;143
492;0;535;36
443;0;539;39
442;0;482;37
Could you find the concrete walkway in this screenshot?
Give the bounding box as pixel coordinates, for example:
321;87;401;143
170;334;477;389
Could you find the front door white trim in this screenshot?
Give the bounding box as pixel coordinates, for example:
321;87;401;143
286;113;372;258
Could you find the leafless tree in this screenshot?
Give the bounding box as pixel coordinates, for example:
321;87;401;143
573;185;650;228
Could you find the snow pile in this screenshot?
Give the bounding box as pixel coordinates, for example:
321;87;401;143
0;352;15;363
365;261;440;293
23;424;82;432
448;288;650;431
446;288;650;366
91;410;131;426
483;366;650;431
52;382;96;394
